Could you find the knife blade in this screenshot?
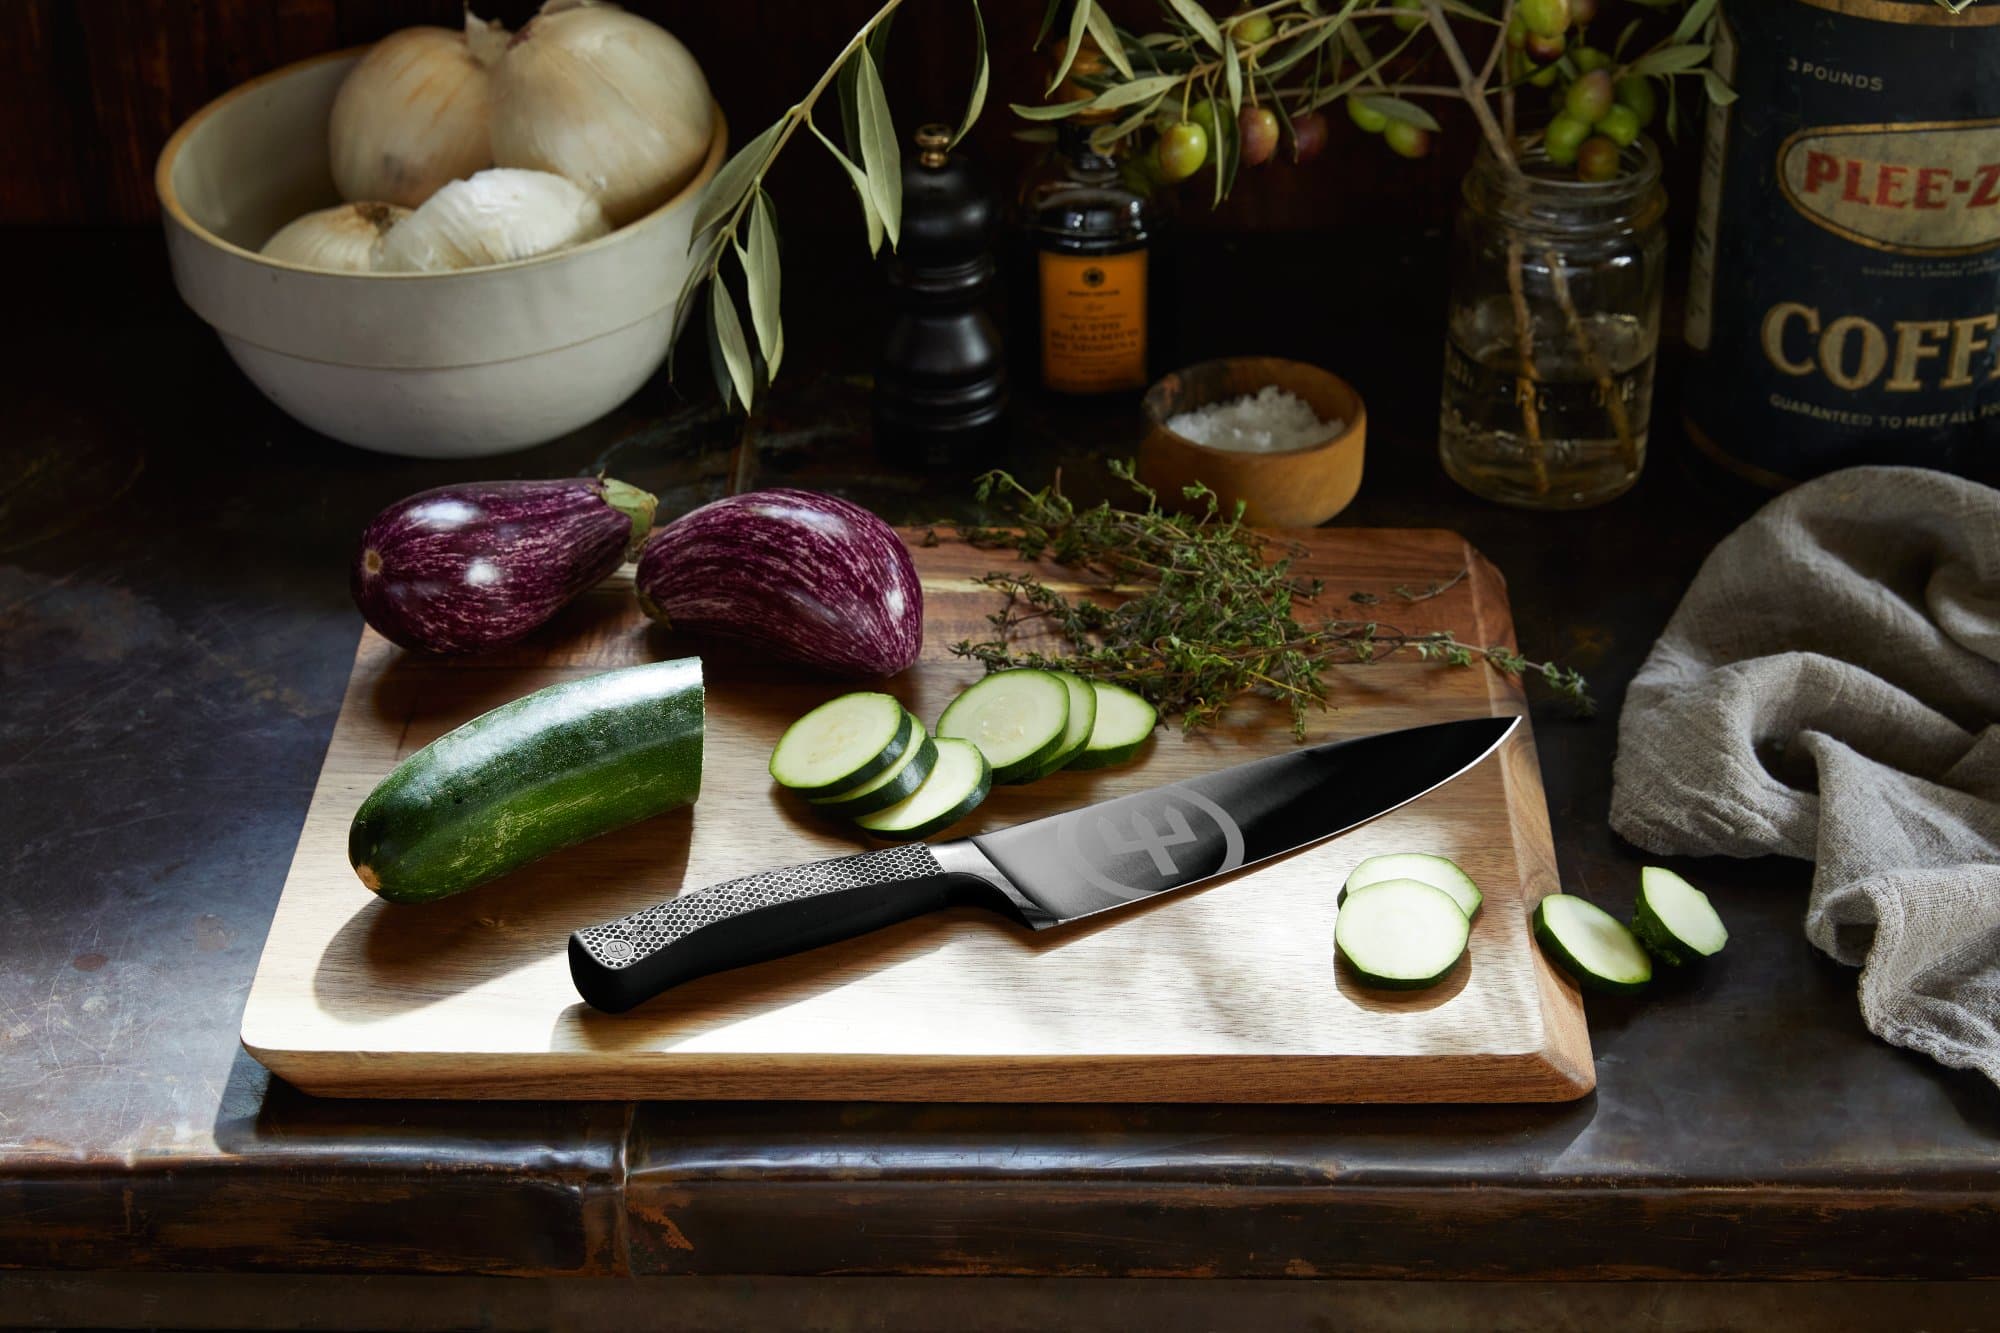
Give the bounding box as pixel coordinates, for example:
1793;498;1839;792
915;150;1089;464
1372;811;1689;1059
570;714;1518;1013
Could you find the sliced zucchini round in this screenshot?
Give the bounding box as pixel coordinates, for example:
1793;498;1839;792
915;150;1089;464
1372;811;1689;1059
1533;894;1652;993
1632;866;1728;966
937;670;1070;784
1064;680;1158;772
1022;672;1100;781
856;737;993;842
769;692;913;797
1334;878;1471;990
810;725;937;819
1340;852;1482;919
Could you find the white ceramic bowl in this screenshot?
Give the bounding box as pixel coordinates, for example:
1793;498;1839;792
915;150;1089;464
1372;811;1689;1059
156;50;726;459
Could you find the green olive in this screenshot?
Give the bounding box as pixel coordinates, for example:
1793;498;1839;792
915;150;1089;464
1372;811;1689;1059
1615;75;1658;127
1518;0;1571;40
1597;103;1643;148
1569;0;1598;27
1576;135;1620;182
1384;120;1432;160
1543;112;1591;167
1524;30;1567;65
1188;97;1233;146
1393;0;1427;33
1156;121;1211;182
1564;69;1615;124
1347;95;1391;135
1233;10;1275;45
1571;46;1611;74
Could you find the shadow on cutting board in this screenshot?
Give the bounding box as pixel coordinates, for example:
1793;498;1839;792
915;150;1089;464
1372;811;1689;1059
312;808;697;1021
552;904;1005;1044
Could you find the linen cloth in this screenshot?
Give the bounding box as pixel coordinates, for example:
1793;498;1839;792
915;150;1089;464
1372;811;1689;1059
1610;466;2000;1085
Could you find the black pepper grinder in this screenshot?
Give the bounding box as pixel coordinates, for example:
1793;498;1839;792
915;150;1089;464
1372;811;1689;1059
874;124;1008;471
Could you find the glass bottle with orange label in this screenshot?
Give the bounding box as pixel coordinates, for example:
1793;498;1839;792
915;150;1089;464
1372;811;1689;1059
1015;42;1165;397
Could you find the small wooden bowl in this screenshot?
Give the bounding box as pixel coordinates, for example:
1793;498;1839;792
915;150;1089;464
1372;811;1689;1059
1139;357;1367;527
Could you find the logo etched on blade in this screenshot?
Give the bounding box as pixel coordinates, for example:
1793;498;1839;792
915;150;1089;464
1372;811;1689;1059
1058;788;1247;905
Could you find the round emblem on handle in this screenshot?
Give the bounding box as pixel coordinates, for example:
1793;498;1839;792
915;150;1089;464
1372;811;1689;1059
597;935;635;965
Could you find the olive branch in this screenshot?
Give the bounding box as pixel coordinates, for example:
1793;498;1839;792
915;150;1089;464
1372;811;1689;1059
675;0;1975;413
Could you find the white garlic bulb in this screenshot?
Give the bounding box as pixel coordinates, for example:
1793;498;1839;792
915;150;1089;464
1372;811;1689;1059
490;1;715;226
329;12;508;209
374;168;611;272
259;201;410;272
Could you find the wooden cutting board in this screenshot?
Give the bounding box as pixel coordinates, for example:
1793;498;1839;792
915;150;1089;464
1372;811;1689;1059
242;528;1592;1102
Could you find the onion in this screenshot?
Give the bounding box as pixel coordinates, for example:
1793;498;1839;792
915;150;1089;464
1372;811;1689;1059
260;201;409;272
374;168;610;272
491;0;715;226
635;490;924;676
329;13;508;209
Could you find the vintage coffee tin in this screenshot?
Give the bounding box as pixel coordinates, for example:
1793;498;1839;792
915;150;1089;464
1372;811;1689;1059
1682;0;2000;486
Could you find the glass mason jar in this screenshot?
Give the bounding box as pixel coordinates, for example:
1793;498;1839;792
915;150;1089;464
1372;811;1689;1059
1439;139;1667;509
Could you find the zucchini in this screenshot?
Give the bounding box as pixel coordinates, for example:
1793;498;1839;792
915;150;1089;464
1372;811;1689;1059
1340;852;1482;919
1022;671;1099;780
1334;879;1471;990
1065;680;1158;771
1533;894;1652;993
1632;866;1728;965
809;724;938;818
351;658;704;904
856;737;993;841
937;670;1070;783
769;692;914;796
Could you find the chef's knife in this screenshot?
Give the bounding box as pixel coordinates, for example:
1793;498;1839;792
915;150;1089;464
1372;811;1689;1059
569;714;1518;1013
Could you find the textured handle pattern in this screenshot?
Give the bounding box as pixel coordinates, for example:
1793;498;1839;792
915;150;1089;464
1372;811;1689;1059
573;844;947;973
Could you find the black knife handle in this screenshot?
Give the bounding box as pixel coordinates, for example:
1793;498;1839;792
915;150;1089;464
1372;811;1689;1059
569;845;962;1013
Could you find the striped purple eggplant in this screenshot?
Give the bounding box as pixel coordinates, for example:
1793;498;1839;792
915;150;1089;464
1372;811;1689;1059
635;489;923;676
353;477;656;654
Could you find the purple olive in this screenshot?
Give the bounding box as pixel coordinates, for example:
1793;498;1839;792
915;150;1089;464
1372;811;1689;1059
1239;107;1280;166
1290;110;1330;163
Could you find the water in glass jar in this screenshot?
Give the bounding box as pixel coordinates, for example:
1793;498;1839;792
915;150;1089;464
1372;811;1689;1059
1439;296;1654;509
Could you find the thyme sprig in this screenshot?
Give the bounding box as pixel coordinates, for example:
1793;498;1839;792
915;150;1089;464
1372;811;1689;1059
950;463;1592;738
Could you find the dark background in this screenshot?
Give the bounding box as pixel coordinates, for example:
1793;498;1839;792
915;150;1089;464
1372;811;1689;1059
2;0;1488;230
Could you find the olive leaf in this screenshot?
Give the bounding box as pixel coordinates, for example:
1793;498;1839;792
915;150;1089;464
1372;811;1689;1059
951;0;989;150
1223;39;1244;120
808;119;885;255
689;119;783;248
1048;0;1095;94
854;47;902;251
1355;94;1441;132
1164;0;1223;52
1034;0;1063;48
669;227;730;377
1671;0;1720;44
710;283;757;411
1084;2;1134;79
839;13;899;163
1629;44;1712;76
740;189;783;380
1010;98;1090;121
1088;74;1182;111
1702;68;1738;107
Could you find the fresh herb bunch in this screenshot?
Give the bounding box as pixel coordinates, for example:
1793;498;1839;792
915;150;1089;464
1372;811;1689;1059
949;463;1592;737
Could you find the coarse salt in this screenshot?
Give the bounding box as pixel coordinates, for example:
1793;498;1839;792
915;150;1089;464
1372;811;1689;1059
1165;385;1342;453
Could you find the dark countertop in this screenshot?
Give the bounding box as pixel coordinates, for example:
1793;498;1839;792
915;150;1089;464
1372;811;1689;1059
2;227;1995;1282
